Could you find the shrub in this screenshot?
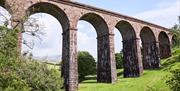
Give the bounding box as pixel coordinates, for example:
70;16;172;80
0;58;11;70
0;71;30;91
165;47;180;91
115;53;123;69
78;51;96;82
15;58;63;91
166;68;180;91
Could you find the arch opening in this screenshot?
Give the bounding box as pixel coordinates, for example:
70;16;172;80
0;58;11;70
115;20;140;77
140;27;160;69
0;6;11;27
77;20;97;82
78;13;111;83
158;31;171;58
22;13;63;63
24;3;71;90
114;28;123;78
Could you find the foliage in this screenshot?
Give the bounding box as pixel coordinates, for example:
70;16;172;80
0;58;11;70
171;16;180;48
165;17;180;91
166;68;180;91
15;58;63;91
115;53;123;69
0;26;19;69
0;71;30;91
78;51;96;82
165;47;180;91
0;26;63;91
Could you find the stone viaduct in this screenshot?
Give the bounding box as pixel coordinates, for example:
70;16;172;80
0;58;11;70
1;0;173;91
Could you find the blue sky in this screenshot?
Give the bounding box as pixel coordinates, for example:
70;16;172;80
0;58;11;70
0;0;180;61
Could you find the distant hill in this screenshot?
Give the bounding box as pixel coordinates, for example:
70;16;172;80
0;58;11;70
33;55;61;64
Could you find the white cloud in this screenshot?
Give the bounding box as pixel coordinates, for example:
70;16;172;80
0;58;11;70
22;13;62;58
77;21;97;59
0;7;11;26
114;28;123;53
134;0;180;28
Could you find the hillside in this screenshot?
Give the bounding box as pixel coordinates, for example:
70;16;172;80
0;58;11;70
78;47;180;91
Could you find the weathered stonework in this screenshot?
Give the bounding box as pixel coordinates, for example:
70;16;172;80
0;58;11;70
1;0;173;91
142;42;160;69
97;34;117;83
123;39;141;77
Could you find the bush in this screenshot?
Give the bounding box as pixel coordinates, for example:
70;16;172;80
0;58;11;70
0;71;30;91
115;53;123;69
165;47;180;91
166;68;180;91
78;51;96;82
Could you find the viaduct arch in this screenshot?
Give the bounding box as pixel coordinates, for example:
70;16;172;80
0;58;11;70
1;0;173;91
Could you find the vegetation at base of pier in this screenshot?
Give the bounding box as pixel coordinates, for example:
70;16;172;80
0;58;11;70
115;52;123;69
78;51;96;82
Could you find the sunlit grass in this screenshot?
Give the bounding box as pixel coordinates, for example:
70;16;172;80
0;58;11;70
78;69;170;91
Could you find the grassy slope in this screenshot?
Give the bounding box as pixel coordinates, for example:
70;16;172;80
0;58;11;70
79;48;180;91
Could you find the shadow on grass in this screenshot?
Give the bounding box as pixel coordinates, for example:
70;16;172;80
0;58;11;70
117;71;123;76
80;76;97;84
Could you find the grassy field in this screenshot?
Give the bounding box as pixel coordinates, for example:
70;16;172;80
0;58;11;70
46;48;180;91
78;48;180;91
79;70;170;91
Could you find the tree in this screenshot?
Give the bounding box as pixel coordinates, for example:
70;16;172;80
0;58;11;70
0;26;63;91
171;16;180;48
115;52;123;69
78;51;96;82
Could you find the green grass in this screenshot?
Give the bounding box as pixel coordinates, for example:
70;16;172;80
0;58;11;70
78;48;180;91
79;70;170;91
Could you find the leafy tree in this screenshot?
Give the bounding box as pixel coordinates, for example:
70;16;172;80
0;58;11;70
171;16;180;48
115;53;123;69
78;51;96;82
0;26;63;91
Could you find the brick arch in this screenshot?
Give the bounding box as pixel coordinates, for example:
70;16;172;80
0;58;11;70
158;31;171;58
79;13;109;36
140;27;160;69
27;2;70;32
115;20;136;41
140;27;155;43
115;20;142;77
